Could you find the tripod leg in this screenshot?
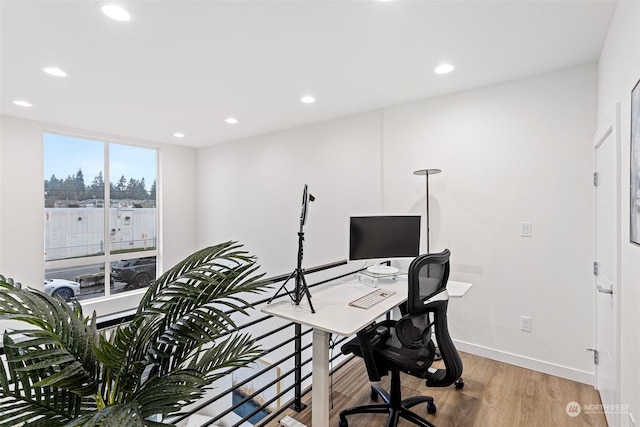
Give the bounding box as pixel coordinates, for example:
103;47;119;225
267;270;296;304
300;273;315;313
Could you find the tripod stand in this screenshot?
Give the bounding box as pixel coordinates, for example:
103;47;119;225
267;185;315;313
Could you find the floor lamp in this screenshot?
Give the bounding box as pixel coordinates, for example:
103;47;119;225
413;168;441;253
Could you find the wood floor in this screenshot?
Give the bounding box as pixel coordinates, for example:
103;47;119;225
264;352;607;427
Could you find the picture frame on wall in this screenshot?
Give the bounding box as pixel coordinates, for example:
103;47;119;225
631;78;640;245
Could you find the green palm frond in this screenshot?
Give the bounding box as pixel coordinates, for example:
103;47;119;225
66;403;146;427
130;370;208;419
0;241;268;426
0;291;99;396
101;242;267;400
191;333;262;383
0;390;79;427
0;278;100;426
138;241;262;313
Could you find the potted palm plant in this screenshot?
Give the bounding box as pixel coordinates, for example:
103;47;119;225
0;241;268;426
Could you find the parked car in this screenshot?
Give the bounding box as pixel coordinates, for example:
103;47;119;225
111;257;156;289
44;278;81;302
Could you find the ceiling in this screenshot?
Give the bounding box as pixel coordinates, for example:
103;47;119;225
0;0;617;148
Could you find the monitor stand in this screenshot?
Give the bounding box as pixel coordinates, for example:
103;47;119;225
366;265;399;275
356;268;406;287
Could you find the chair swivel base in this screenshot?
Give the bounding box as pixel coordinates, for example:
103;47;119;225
338;369;437;427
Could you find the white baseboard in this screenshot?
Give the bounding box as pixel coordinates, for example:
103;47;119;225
454;339;594;385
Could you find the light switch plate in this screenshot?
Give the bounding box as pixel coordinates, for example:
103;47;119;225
520;222;532;237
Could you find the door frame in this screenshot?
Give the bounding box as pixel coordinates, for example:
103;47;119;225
592;103;622;425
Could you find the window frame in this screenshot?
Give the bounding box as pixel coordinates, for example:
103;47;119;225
43;131;160;303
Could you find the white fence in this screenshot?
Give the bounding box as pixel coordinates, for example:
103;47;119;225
44;208;157;261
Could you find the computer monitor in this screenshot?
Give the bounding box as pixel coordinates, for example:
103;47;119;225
348;215;421;263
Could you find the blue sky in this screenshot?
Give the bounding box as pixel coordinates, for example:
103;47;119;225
44;133;156;188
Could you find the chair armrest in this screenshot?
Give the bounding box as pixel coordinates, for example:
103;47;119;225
341;323;390;382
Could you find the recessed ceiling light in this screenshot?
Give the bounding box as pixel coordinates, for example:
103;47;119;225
173;132;185;138
434;64;455;74
225;117;238;124
98;3;132;22
300;95;316;104
42;67;68;77
13;100;33;107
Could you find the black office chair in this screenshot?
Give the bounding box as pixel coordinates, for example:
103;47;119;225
338;250;463;427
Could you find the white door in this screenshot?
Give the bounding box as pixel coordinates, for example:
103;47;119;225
593;104;620;427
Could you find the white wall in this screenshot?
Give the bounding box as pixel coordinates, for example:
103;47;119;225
197;65;598;383
0;115;199;316
0;116;45;286
197;112;383;278
598;0;640;424
383;65;597;382
0;130;2;275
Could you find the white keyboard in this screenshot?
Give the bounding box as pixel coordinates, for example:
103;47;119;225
348;288;395;309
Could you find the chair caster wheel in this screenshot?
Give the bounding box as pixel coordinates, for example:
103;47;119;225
339;417;349;427
455;378;465;389
427;401;437;414
370;387;379;401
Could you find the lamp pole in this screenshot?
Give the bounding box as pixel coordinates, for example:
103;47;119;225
413;169;441;253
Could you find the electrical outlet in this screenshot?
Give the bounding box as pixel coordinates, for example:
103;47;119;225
520;316;532;332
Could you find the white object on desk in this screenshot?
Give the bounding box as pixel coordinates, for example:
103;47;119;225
356;269;406;287
366;265;398;275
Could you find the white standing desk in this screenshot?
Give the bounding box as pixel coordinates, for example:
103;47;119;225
261;277;472;426
447;280;473;298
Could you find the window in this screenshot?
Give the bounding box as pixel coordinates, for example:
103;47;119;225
44;133;158;301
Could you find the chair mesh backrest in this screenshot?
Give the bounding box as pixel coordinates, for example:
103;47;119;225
407;250;450;314
381;249;462;385
418;264;445;300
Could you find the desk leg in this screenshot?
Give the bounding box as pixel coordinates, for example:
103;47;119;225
312;329;330;427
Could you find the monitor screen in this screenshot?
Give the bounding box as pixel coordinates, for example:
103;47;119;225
349;215;421;261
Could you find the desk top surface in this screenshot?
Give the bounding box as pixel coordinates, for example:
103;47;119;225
261;278;472;336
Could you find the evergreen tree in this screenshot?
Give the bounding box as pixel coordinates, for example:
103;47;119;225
74;169;86;200
88;171;105;199
149;179;156;201
139;177;147;200
114;175;127;199
44;174;63;207
126;177;138;200
45;169;156;205
110;182;116;201
61;175;78;201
